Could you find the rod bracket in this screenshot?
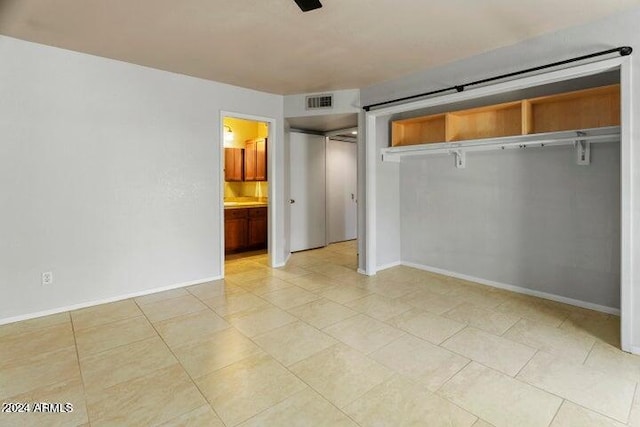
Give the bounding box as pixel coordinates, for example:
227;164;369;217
575;131;590;165
453;149;466;168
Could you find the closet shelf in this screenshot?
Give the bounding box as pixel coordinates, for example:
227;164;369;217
381;126;620;163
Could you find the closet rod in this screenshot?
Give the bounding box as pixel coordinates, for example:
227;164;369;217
362;46;632;112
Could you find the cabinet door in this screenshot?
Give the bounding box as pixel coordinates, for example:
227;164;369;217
224;218;247;252
234;149;244;180
244;141;256;181
255;138;267;181
225;209;248;253
224;148;244;181
247;208;268;248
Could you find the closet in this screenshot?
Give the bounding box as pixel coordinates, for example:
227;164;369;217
374;77;622;313
389;84;619;147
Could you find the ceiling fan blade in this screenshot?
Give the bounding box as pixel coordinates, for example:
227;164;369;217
294;0;322;12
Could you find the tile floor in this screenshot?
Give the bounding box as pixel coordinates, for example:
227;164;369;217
0;240;637;426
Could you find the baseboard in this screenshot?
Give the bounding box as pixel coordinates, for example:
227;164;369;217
376;261;402;271
0;275;223;326
357;268;377;276
273;252;291;268
402;261;620;316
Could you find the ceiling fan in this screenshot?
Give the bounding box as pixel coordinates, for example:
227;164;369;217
294;0;322;12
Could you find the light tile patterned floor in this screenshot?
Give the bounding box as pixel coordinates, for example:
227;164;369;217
0;240;637;426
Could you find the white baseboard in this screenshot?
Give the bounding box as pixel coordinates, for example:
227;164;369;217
357;268;376;276
402;261;620;316
376;261;402;271
0;275;222;327
273;252;291;268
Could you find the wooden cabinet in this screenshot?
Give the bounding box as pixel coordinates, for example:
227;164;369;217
224;209;248;253
244;138;267;181
255;139;267;181
247;207;268;248
224;148;244;181
225;140;267;182
244;141;256;181
224;207;267;254
391;84;620;147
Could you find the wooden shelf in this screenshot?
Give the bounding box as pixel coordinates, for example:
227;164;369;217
391;114;445;146
529;85;620;133
390;84;620;147
446;101;523;142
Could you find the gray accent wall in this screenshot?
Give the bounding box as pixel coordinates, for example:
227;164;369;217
400;143;621;308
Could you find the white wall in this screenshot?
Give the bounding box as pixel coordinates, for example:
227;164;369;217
375;115;401;268
0;36;284;322
360;7;640;350
357;111;367;272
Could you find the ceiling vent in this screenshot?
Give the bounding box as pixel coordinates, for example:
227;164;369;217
306;94;333;110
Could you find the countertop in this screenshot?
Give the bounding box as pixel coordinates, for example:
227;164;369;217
224;198;268;209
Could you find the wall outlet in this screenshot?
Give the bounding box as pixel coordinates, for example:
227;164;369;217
42;271;53;286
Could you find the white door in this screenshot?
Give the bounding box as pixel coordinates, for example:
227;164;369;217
289;132;326;252
327;139;357;243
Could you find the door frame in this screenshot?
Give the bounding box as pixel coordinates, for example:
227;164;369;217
219;111;278;276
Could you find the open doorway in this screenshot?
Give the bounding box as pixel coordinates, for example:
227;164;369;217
286;118;359;268
220;113;276;273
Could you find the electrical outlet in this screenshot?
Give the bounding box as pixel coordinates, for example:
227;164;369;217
42;272;53;286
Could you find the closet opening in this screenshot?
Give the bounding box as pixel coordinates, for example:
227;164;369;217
364;57;633;352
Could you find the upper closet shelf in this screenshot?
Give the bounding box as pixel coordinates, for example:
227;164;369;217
384;84;620;166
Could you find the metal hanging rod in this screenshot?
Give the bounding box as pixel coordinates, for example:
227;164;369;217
362;46;632;112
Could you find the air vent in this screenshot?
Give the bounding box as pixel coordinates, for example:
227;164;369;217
306;94;333;110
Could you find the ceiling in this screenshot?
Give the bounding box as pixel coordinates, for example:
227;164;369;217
287;113;357;132
1;0;639;95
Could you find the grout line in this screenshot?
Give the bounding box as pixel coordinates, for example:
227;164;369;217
434;359;472;394
69;312;93;426
548;399;565;426
76;333;157;361
514;349;538;379
626;382;638;424
499;317;524;337
70;304;147;334
581;339;597;365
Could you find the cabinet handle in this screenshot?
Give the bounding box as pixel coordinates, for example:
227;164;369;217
289;199;295;204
